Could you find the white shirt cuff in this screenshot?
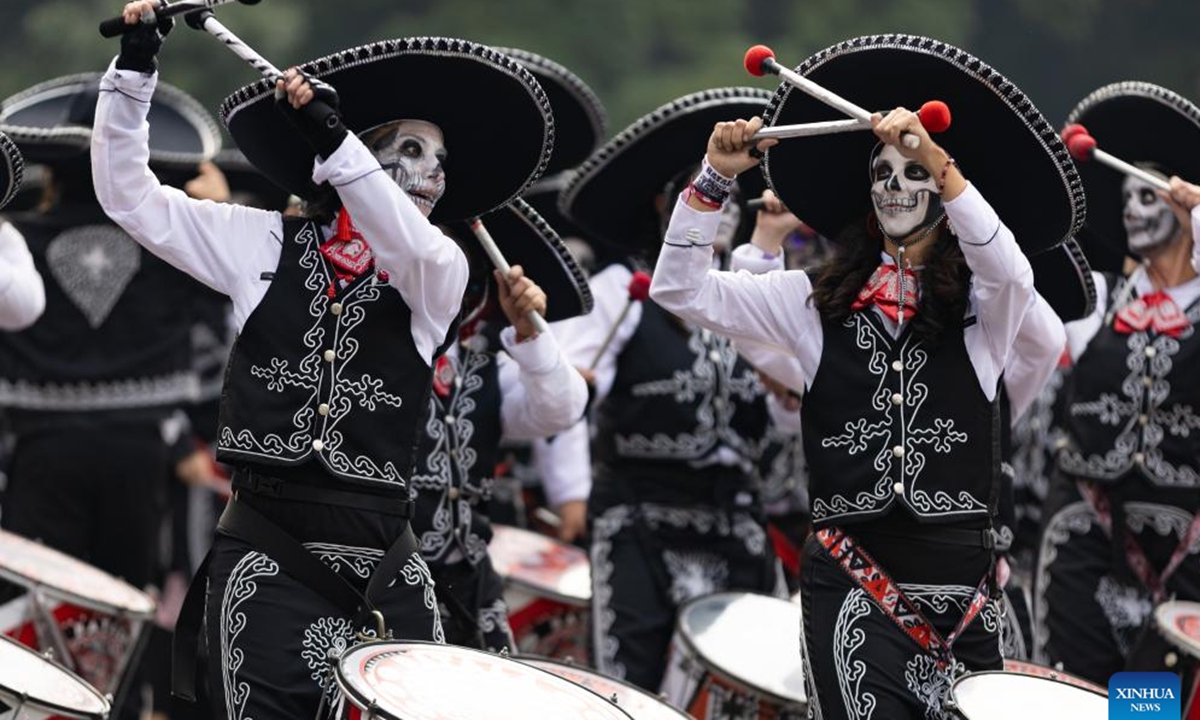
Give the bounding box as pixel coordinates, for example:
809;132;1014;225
100;57;157;100
731;243;785;274
500;325;559;374
311;132;377;187
663;195;725;247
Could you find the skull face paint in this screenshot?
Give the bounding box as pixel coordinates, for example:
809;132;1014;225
363;120;447;217
1122;173;1179;253
869;144;942;239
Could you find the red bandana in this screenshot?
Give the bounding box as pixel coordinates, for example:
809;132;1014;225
319;209;375;283
851;263;920;323
1114;290;1190;338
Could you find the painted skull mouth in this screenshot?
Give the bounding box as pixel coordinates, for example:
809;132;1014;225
1125;217;1161;234
406;187;441;211
873;193;921;213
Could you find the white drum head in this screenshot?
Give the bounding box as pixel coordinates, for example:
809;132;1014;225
336;642;631;720
488;525;590;604
678;592;806;704
950;671;1107;719
521;657;692;720
0;530;154;616
0;635;109;718
1156;600;1200;659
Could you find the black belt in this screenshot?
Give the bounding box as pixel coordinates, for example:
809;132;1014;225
850;524;998;549
233;468;415;517
172;493;418;701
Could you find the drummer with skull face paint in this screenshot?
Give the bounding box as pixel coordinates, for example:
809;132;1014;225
93;4;556;716
650;37;1084;719
1035;82;1200;686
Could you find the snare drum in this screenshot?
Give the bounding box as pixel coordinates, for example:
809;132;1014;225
0;634;110;720
945;668;1107;719
488;525;591;663
521;657;692;720
661;592;807;719
0;529;155;704
333;641;633;720
1128;600;1200;715
1001;659;1107;694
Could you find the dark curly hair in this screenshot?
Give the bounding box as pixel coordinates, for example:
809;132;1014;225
809;212;972;347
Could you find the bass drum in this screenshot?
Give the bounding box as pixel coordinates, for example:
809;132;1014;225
521;656;693;720
0;634;110;720
660;592;807;719
946;669;1107;719
332;641;632;719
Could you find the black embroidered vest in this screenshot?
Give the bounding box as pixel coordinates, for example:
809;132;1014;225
217;218;435;488
594;299;768;488
802;310;1000;526
0;209;197;428
1059;276;1200;488
410;328;503;566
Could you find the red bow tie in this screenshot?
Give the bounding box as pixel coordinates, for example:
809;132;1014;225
320;209;375;283
852;263;920;323
1114;291;1190;338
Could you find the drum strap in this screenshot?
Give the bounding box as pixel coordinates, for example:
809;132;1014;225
171;498;419;701
1076;481;1200;603
815;526;991;671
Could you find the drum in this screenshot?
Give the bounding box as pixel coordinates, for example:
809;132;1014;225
0;529;155;707
0;634;110;720
1001;659;1107;694
333;641;633;720
521;657;692;720
660;592;807;719
1127;600;1200;716
945;669;1107;719
488;524;591;663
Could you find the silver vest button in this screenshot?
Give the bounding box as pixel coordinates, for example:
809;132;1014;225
892;482;904;495
892;445;905;458
1145;346;1157;358
891;393;903;406
1133;452;1145;464
331;302;343;316
448;487;460;500
318;403;329;416
444;415;455;426
323;349;335;362
312;439;324;452
892;360;904;372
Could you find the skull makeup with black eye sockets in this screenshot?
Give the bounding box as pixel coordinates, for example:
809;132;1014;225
1122;173;1179;254
362;120;447;217
869;144;943;240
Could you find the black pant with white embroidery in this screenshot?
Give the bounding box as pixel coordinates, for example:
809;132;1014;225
590;503;782;692
431;556;515;653
202;493;443;720
800;529;1002;720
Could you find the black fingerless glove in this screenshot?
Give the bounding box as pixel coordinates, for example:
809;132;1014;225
276;73;349;160
116;5;173;73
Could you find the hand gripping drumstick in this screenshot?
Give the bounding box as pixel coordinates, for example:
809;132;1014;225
468;219;551;336
745;45;940;150
98;0;260;37
1062;123;1171;192
754;101;952;141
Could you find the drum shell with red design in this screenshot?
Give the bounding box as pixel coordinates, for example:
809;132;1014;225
945;668;1107;719
0;529;155;698
0;634;110;720
1126;600;1200;716
660;592;807;719
520;656;692;720
332;641;633;720
488;524;591;663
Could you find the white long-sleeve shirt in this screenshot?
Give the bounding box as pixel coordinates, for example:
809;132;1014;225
91;60;468;365
0;222;46;330
650;184;1036;403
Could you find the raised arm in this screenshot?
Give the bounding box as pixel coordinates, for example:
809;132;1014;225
0;222;45;330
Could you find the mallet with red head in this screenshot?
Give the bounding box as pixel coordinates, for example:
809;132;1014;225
1062;123;1171;192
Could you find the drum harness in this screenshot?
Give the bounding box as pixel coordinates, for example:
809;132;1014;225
171;468;417;703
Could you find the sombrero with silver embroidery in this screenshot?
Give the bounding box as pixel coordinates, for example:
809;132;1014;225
562;87;772;250
220;37;555;224
0;72;220;169
1032;237;1096;322
1066;82;1200;273
497;48;607;176
446;197;593;322
761;34;1085;254
0;131;23;212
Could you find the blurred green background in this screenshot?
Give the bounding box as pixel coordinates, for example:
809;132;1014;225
1;0;1196;136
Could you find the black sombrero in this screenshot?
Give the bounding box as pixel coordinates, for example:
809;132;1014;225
561;87;772;251
220;37;555;224
447;198;593;322
1031;237;1096;322
496;48;607;176
0;131;23;212
213;149;291;212
761;35;1085;254
0;72;220;169
1065;82;1200;273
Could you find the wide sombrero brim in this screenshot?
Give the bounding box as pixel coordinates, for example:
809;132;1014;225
762;35;1084;254
562;87;772;251
0;72;220;168
0;131;24;212
214;148;291;212
1031;238;1096;322
220;37;555;224
1066;82;1200;273
496;48;607;175
448;198;592;322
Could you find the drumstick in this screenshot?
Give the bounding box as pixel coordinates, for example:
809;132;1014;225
469;218;551;336
753;102;952;141
589;271;651;370
1063;126;1171;191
